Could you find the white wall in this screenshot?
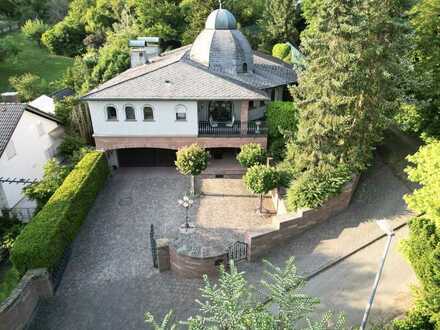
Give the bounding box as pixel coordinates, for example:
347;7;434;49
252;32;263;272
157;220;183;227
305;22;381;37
0;111;63;208
87;100;199;137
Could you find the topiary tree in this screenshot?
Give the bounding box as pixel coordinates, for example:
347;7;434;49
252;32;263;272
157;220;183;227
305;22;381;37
272;43;292;63
237;143;267;168
243;165;279;214
145;257;345;329
21;19;49;46
175;144;209;195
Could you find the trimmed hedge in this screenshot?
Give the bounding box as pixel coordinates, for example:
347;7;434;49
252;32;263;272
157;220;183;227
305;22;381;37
11;151;109;275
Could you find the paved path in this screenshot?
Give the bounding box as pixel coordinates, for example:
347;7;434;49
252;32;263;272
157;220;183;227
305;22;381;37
30;154;417;329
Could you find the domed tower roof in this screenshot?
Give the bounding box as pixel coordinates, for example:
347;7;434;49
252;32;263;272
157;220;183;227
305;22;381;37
205;9;237;30
189;8;254;75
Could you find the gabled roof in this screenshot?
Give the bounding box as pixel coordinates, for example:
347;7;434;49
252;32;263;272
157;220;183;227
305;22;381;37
82;45;296;101
0;103;62;158
0;103;25;157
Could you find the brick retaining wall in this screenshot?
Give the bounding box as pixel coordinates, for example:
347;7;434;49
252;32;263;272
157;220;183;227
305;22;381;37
0;269;53;330
169;246;228;278
246;175;360;261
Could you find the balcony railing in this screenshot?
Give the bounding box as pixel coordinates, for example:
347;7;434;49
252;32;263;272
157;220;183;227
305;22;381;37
198;121;267;136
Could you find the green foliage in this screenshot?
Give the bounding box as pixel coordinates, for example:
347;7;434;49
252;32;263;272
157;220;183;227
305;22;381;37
237;143;267;168
267;101;298;140
9;73;48;102
23;159;71;211
402;0;440;138
394;103;424;134
54;96;79;125
0;267;20;304
268;138;286;163
58;134;86;159
0;32;73;94
397;140;440;328
146;258;345;329
244;165;279;195
11;152;109;275
258;0;300;51
286;164;352;211
272;43;292;63
175;144;209;176
21;19;49;46
293;0;409;174
404;140;440;224
42;15;86;56
0;214;26;255
393;305;435;330
135;0;184;49
0;36;19;62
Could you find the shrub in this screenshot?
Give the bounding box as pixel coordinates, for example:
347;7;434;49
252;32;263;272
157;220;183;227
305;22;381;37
9;73;48;102
244;165;279;213
23;159;71;211
268;137;286;162
41;19;86;56
21;19;49;46
393;304;435;330
237;143;267;168
0;267;20;304
54;96;79;125
272;43;292;63
58;134;86;159
11;152;109;275
266;101;298;140
286;164;352;211
0;36;19;62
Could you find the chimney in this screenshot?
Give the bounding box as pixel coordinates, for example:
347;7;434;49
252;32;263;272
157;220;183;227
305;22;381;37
129;37;161;68
1;92;19;103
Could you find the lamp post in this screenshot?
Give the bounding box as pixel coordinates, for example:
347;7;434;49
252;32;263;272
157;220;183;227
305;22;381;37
360;219;395;330
178;195;195;233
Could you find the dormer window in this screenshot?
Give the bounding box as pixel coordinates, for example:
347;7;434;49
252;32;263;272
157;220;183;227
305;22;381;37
143;106;154;121
106;106;117;121
243;63;248;73
125;105;136;121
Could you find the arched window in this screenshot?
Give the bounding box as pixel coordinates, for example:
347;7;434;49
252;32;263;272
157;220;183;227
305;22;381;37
125;105;136;121
143;106;154;121
242;63;248;73
175;104;187;121
106;105;117;121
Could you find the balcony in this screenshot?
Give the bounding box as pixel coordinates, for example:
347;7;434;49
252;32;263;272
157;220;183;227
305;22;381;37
198;121;267;136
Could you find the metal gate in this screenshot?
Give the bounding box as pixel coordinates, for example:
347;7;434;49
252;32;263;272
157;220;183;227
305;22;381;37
226;241;248;264
150;224;158;268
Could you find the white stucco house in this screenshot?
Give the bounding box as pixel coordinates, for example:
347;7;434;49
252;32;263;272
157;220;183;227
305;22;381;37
81;8;296;170
0;103;64;219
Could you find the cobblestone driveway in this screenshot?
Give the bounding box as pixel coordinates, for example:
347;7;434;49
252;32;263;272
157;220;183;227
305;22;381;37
30;152;416;329
30;168;204;330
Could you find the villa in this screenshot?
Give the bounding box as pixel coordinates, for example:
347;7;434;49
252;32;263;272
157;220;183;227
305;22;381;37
82;8;296;170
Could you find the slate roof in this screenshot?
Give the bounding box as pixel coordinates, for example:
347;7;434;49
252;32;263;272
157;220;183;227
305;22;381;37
0;103;25;157
82;46;296;101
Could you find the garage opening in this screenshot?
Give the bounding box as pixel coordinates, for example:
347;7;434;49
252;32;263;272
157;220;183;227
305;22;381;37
118;148;177;167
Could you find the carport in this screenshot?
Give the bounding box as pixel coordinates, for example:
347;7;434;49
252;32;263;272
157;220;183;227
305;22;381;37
117;148;176;167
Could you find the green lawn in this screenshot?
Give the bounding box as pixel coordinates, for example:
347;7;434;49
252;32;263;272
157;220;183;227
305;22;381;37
0;32;74;93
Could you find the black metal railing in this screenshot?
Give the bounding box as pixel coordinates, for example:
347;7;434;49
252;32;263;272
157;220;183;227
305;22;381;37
198;121;267;136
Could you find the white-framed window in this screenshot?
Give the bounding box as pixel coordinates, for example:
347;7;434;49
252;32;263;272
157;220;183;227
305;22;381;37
175;104;187;121
106;105;118;121
5;140;16;160
36;122;45;136
143;105;154;121
125;105;136;121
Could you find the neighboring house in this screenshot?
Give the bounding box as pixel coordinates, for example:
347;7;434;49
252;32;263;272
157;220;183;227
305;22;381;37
28;88;75;115
82;8;296;169
0;103;64;219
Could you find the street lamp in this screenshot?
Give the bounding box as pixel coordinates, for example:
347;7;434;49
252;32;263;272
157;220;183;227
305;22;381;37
360;219;395;330
178;195;195;233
